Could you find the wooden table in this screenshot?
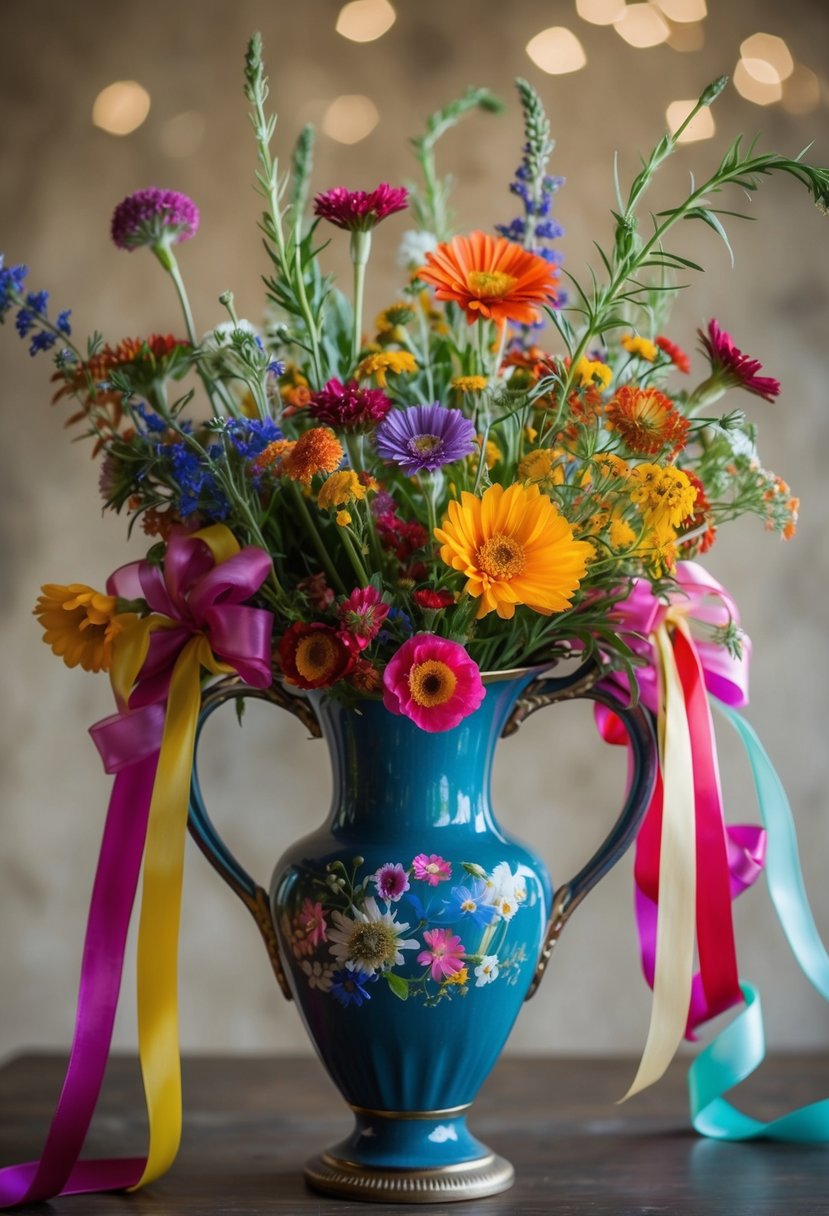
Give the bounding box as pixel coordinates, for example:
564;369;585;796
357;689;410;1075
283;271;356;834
1;1053;827;1214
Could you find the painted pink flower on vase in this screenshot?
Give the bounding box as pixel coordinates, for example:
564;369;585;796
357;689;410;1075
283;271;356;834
292;898;327;957
417;928;466;982
374;862;410;902
382;634;485;732
412;853;452;886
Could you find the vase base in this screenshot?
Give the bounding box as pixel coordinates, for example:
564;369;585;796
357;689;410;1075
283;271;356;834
305;1149;515;1204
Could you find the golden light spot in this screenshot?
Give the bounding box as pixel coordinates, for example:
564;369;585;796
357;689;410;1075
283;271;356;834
740;33;794;82
654;0;706;21
408;660;458;708
782;65;821;115
614;4;669;48
666;99;715;142
335;0;396;43
92;81;151;136
576;0;625;25
476;534;527;581
666;21;705;52
733;59;782;106
525;27;587;75
322;94;379;144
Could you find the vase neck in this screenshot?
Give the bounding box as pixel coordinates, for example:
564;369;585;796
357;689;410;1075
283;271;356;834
308;671;539;838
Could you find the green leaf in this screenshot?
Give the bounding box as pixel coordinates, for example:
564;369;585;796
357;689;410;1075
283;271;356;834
384;972;409;1001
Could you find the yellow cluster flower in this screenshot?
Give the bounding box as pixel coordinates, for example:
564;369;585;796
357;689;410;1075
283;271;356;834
317;470;367;511
573;357;612;389
355;350;417;387
452;375;489;394
622;334;658;362
518;447;565;488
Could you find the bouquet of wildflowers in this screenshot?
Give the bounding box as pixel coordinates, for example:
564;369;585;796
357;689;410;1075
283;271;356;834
4;34;826;731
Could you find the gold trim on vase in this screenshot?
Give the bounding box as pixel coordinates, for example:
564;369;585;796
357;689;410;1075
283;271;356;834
305;1151;515;1203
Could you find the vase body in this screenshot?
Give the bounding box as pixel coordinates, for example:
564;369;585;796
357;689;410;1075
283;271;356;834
189;661;656;1203
271;671;550;1200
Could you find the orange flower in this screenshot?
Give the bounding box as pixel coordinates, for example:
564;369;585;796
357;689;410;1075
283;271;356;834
605;385;689;457
34;583;134;673
418;232;558;326
282;428;344;484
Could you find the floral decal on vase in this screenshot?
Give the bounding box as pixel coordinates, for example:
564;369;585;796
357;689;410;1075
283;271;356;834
284;854;538;1007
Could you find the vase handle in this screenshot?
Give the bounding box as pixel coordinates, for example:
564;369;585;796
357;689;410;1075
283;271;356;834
505;659;658;1000
188;675;322;1001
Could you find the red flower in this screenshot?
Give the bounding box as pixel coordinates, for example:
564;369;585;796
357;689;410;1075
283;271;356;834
413;589;455;610
309;378;392;430
278;622;355;689
313;184;408;232
698;319;780;402
655;335;691;374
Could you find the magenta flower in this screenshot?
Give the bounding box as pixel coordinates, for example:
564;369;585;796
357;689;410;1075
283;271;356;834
111;188;200;252
417;927;466;982
698;319;780;402
382;634;485;732
338;585;389;649
309;378;392;430
411;853;452;886
374;862;410;902
313;183;408;232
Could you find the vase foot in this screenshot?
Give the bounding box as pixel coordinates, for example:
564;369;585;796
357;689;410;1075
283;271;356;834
304;1150;515;1204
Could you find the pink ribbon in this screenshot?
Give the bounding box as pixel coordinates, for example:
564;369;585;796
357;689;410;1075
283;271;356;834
0;529;274;1208
598;562;766;1040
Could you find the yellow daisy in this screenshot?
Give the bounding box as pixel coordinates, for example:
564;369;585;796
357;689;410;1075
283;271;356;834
435;482;591;620
355;350;418;387
34;583;134;673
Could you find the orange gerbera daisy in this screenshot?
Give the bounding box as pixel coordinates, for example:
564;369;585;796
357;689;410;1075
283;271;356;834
418;232;559;327
435;482;591;620
605;385;689;458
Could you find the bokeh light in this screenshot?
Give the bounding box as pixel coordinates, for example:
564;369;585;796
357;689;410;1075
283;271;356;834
654;0;707;22
335;0;396;43
733;59;783;106
614;4;670;49
92;81;151;136
782;64;821;115
525;26;587;74
666;99;715;142
666;22;705;52
321;94;380;143
575;0;625;25
739;33;794;83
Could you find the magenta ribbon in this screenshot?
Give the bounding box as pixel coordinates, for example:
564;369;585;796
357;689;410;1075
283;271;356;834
0;529;274;1208
597;562;766;1039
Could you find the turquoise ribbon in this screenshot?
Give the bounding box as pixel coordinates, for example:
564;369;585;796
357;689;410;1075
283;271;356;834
688;703;829;1141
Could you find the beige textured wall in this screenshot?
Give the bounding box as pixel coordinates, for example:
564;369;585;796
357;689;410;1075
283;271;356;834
1;0;828;1070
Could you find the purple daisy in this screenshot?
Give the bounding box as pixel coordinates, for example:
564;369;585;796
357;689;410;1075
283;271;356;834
375;404;477;475
698;319;780;402
373;862;411;903
313;184;408;233
309;378;392;430
111;188;200;252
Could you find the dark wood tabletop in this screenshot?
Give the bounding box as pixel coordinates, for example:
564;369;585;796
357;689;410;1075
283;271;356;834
1;1052;828;1215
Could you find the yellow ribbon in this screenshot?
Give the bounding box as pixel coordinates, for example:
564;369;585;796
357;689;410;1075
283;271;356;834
110;525;239;1188
622;616;697;1100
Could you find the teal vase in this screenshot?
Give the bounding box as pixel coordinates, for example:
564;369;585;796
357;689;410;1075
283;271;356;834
189;660;655;1202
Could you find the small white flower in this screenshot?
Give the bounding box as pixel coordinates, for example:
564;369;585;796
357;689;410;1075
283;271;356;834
200;318;259;350
396;229;438;270
482;862;527;922
474;955;500;987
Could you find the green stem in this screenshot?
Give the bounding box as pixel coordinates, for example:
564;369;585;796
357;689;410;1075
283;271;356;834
288;482;347;594
338;525;369;588
349;231;372;370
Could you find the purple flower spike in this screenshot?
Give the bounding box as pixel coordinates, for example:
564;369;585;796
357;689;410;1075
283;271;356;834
375;403;477;475
111;188;200;252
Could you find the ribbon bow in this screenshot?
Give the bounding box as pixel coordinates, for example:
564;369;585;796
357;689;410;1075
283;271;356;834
0;525;274;1207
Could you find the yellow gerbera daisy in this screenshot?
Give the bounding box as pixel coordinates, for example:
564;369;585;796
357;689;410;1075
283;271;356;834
355;350;417;387
34;583;134;673
435;482;591;620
